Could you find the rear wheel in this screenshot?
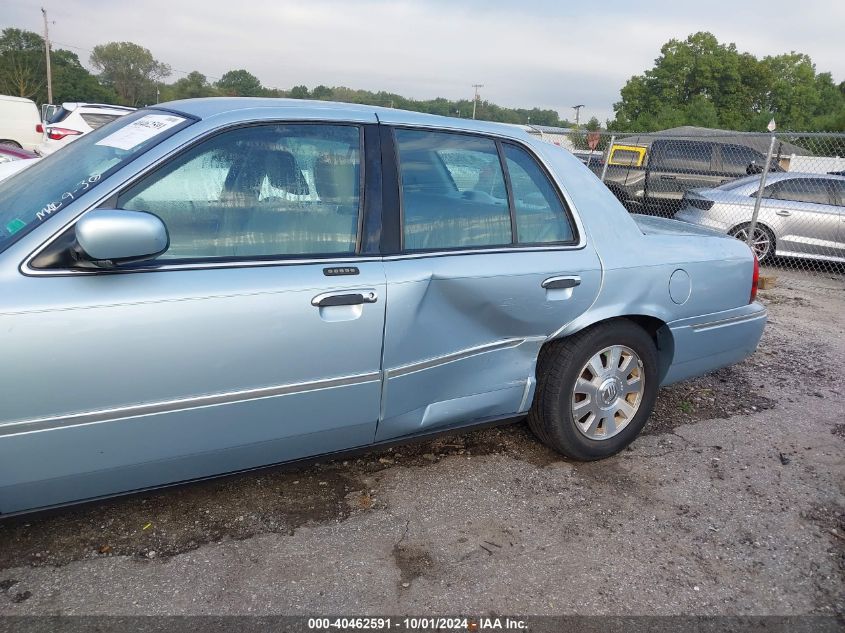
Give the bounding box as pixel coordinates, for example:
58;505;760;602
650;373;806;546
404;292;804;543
0;140;22;148
730;223;775;263
528;320;659;460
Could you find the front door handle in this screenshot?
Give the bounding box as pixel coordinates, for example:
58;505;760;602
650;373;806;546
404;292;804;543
542;275;581;290
660;175;676;181
775;210;791;217
311;289;378;307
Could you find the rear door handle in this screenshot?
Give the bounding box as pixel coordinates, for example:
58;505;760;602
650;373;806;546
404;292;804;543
311;289;378;307
775;210;791;217
542;275;581;290
660;175;676;181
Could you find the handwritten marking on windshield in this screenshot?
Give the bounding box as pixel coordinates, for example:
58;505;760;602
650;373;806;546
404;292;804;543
36;174;102;222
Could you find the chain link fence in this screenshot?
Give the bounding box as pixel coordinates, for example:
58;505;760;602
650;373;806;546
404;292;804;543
527;126;845;279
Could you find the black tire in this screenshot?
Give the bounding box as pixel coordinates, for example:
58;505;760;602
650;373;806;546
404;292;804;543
0;140;22;148
729;222;776;263
528;320;659;461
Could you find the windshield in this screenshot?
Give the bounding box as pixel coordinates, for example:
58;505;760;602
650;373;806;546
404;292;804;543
0;109;193;254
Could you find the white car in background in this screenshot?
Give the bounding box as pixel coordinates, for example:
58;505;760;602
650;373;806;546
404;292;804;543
37;103;135;156
0;95;43;151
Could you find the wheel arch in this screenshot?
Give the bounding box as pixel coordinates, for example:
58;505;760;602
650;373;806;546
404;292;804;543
728;220;777;260
541;314;675;385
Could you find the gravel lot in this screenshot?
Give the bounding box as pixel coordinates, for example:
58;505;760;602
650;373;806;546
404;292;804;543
0;263;842;617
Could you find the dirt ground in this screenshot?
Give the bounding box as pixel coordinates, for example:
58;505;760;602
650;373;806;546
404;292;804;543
0;261;842;617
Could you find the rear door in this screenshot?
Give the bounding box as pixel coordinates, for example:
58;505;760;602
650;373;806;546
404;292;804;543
376;128;601;442
645;140;718;216
762;177;844;259
1;122;386;513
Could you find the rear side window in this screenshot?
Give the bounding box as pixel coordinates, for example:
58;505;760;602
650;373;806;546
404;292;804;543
395;129;511;250
80;113;122;129
503;143;574;244
651;141;713;172
764;178;832;205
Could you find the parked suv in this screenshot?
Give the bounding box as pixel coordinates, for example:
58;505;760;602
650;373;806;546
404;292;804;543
37;102;135;156
596;138;779;216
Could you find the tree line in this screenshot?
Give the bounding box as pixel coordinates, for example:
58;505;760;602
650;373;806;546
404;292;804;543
0;28;568;127
2;27;844;132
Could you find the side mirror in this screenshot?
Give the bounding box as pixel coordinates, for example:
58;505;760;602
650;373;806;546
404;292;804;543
74;209;169;268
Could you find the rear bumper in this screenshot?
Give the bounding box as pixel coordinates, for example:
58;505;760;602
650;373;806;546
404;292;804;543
662;302;767;386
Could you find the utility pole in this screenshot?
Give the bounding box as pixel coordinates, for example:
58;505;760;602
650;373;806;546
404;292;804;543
572;104;584;127
41;8;53;105
471;83;483;119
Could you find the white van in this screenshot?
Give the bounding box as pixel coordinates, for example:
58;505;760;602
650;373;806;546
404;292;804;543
0;95;43;151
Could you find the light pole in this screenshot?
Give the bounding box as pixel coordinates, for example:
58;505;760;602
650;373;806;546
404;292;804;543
41;7;53;105
572;104;584;127
472;83;484;119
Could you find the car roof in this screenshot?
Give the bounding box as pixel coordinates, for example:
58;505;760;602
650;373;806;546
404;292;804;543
61;102;136;112
760;172;845;183
156;97;531;140
0;95;36;104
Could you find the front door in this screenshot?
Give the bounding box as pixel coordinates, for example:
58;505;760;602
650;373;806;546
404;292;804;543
0;122;386;513
376;128;601;442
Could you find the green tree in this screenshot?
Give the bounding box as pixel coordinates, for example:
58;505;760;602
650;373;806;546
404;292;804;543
311;84;333;100
215;69;263;96
0;28;45;99
171;71;217;99
0;28;117;105
52;49;118;104
288;84;310;99
610;32;845;131
90;41;171;106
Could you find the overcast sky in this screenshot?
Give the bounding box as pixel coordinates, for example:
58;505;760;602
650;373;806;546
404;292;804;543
4;0;844;123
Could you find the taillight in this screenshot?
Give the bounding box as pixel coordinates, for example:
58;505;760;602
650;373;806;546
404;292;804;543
46;127;82;141
35;123;43;134
750;253;760;303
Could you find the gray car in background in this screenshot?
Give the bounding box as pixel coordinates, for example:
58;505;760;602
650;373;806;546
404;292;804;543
676;173;845;263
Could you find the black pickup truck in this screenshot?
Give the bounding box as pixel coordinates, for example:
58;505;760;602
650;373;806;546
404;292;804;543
590;138;779;217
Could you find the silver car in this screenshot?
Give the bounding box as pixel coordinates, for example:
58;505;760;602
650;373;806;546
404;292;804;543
675;172;845;263
0;99;766;515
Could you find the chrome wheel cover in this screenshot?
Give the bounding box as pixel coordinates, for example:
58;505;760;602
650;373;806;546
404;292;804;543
572;345;645;441
733;226;771;260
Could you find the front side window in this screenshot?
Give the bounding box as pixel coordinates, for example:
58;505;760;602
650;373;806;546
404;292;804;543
118;124;361;259
395;129;511;250
721;145;763;175
503;144;574;244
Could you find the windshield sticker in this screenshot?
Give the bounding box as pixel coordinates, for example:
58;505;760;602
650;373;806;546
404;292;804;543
5;218;26;235
95;114;185;151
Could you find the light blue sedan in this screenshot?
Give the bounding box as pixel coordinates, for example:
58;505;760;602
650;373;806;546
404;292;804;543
0;99;766;515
